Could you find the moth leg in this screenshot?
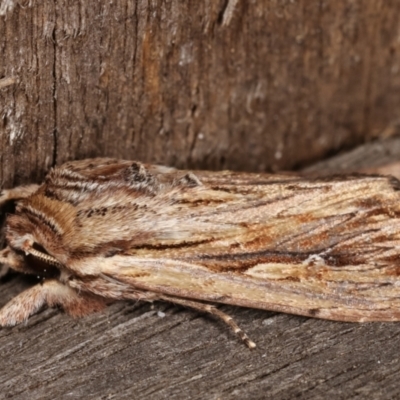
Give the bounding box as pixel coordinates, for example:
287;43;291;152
0;184;40;207
0;279;107;327
0;265;9;278
0;246;28;274
0;246;27;278
0;186;39;276
159;295;256;349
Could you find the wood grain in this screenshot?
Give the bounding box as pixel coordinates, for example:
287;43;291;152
2;0;400;398
1;280;400;399
2;1;400;187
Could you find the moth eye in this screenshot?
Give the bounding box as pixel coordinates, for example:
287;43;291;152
177;173;202;187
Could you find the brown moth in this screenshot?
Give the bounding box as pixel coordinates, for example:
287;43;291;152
1;158;400;348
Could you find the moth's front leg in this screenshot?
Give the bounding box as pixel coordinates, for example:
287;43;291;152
0;184;40;207
0;185;40;277
0;279;107;327
0;246;27;279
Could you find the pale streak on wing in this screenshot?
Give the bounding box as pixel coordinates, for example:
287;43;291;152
69;255;400;323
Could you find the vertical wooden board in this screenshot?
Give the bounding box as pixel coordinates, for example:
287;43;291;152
0;3;55;186
365;0;400;138
317;1;400;148
1;0;400;183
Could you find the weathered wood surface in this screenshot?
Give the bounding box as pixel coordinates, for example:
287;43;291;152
2;0;400;398
2;0;400;187
304;136;400;176
2;140;400;399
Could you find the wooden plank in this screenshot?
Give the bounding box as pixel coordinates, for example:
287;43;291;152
1;276;400;399
303;136;400;175
2;1;400;398
2;1;400;186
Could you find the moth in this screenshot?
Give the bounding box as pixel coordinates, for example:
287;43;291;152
1;158;400;348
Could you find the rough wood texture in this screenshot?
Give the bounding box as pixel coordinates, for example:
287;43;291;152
2;0;400;398
304;136;400;175
1;0;400;187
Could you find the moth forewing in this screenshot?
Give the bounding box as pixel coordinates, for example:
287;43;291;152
1;158;400;348
70;256;400;323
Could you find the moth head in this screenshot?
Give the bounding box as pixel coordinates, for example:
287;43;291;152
2;199;66;278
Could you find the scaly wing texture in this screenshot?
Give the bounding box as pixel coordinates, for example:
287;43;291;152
8;158;400;322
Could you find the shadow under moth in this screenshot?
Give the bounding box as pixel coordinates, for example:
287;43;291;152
1;158;400;348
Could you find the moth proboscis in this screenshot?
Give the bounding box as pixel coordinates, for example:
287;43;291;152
1;158;400;349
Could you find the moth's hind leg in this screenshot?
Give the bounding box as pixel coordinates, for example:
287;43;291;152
159;295;256;349
0;279;107;327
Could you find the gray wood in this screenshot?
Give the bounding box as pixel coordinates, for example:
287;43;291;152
2;276;400;400
2;0;400;187
2;0;400;398
303;136;400;175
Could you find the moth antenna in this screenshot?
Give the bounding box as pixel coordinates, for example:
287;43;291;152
160;295;256;349
27;247;63;269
